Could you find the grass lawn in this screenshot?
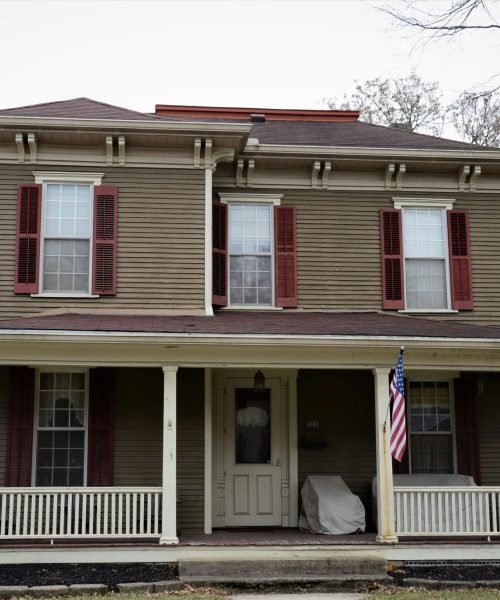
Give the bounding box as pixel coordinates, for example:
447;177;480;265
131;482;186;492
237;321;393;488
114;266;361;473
372;590;500;599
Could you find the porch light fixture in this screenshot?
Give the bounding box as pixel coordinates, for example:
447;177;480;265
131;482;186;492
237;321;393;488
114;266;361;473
254;369;266;391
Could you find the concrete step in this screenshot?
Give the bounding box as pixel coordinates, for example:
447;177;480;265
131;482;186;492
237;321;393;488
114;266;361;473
178;557;387;580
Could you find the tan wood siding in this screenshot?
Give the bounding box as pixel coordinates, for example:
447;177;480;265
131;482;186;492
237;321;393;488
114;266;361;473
0;165;205;318
478;374;500;485
113;367;204;533
281;190;500;324
297;369;376;527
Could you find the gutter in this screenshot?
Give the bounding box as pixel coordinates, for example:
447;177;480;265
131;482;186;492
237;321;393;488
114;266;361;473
0;116;252;135
0;329;499;350
243;143;500;161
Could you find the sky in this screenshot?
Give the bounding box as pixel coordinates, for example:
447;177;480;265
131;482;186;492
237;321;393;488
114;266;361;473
0;0;499;117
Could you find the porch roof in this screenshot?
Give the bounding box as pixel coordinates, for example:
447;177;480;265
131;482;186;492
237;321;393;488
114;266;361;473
0;311;499;341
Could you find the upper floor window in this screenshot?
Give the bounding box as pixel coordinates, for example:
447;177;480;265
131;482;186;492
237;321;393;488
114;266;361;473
229;203;273;306
403;208;450;310
42;184;92;294
14;175;118;297
213;194;297;309
381;202;473;312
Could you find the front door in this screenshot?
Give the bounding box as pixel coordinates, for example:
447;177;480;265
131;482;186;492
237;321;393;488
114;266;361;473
224;380;282;526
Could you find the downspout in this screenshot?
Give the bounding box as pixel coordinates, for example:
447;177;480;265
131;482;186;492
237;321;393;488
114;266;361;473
205;162;214;316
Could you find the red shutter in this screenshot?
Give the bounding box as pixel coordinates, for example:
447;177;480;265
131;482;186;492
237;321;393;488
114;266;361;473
380;209;404;310
14;184;42;294
212;202;227;306
448;210;473;310
5;367;35;486
87;368;115;486
275;205;297;308
454;377;481;484
92;186;118;295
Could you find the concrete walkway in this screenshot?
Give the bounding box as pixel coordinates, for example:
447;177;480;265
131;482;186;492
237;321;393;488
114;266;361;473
233;594;367;599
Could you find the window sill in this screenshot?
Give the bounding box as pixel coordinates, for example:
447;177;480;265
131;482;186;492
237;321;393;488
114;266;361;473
220;306;284;311
398;309;459;314
30;293;100;299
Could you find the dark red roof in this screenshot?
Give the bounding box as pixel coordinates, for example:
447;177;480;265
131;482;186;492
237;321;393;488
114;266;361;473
0;98;158;121
0;311;499;340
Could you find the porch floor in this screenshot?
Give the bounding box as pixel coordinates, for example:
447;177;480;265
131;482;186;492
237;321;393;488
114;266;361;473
180;529;378;546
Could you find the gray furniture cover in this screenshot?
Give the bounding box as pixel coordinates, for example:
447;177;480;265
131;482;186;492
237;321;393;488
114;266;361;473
299;475;366;535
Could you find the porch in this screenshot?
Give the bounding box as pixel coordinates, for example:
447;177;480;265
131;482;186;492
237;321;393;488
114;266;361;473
0;361;499;544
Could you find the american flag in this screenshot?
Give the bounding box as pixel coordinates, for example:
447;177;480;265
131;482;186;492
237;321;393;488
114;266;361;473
390;350;407;462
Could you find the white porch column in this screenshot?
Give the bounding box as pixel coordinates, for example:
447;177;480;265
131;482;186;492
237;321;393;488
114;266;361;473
204;367;213;534
373;367;398;543
160;366;179;545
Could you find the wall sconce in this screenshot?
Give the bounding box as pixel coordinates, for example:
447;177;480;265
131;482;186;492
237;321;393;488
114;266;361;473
254;369;265;391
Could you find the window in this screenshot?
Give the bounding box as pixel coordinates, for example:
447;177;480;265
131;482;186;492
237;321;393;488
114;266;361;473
35;371;87;486
408;380;454;474
403;208;449;310
228;203;273;306
381;203;472;311
42;184;92;294
13;173;117;297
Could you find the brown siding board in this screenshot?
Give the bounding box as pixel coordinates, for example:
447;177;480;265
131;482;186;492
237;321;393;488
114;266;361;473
113;367;204;533
0;165;205;318
297;369;376;528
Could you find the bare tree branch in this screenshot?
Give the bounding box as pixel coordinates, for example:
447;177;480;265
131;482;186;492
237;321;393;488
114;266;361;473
379;0;500;39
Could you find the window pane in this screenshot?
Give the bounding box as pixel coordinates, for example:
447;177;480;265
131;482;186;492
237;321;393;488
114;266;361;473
411;434;453;474
406;259;447;309
229;203;271;254
44;184;91;238
403;208;445;258
235;389;271;464
43;240;89;293
230;255;271;306
409;381;451;433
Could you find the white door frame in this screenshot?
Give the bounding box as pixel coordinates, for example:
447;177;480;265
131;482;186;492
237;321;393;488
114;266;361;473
211;369;298;529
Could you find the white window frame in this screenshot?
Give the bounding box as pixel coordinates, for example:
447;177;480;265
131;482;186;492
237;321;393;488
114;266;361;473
31;367;89;487
219;193;283;310
393;197;458;314
31;172;104;299
406;376;457;475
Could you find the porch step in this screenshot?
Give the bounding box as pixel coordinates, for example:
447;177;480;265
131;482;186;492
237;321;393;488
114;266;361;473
178;557;387;581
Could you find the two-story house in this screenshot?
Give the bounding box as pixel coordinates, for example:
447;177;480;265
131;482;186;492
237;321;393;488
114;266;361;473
0;97;500;572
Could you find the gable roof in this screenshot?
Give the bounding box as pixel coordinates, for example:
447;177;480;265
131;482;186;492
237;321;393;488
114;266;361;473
0;97;158;121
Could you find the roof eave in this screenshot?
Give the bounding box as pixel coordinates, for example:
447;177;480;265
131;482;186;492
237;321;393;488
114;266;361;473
243;143;500;161
0;329;499;350
0;115;253;136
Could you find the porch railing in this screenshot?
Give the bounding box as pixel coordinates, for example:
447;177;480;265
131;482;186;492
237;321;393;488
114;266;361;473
394;486;500;537
0;487;162;539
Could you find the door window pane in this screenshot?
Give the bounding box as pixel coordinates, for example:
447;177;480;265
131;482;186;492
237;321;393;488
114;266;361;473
235;389;271;464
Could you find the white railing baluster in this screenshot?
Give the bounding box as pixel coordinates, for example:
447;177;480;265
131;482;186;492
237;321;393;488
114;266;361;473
132;493;137;535
96;493;101;536
125;493;130;535
494;493;499;534
104;493;109;536
154;492;160;535
118;493;123;536
147;493;151;535
0;487;161;539
111;493;116;536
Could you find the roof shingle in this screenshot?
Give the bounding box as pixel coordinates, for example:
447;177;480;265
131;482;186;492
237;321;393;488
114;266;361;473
0;311;499;340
